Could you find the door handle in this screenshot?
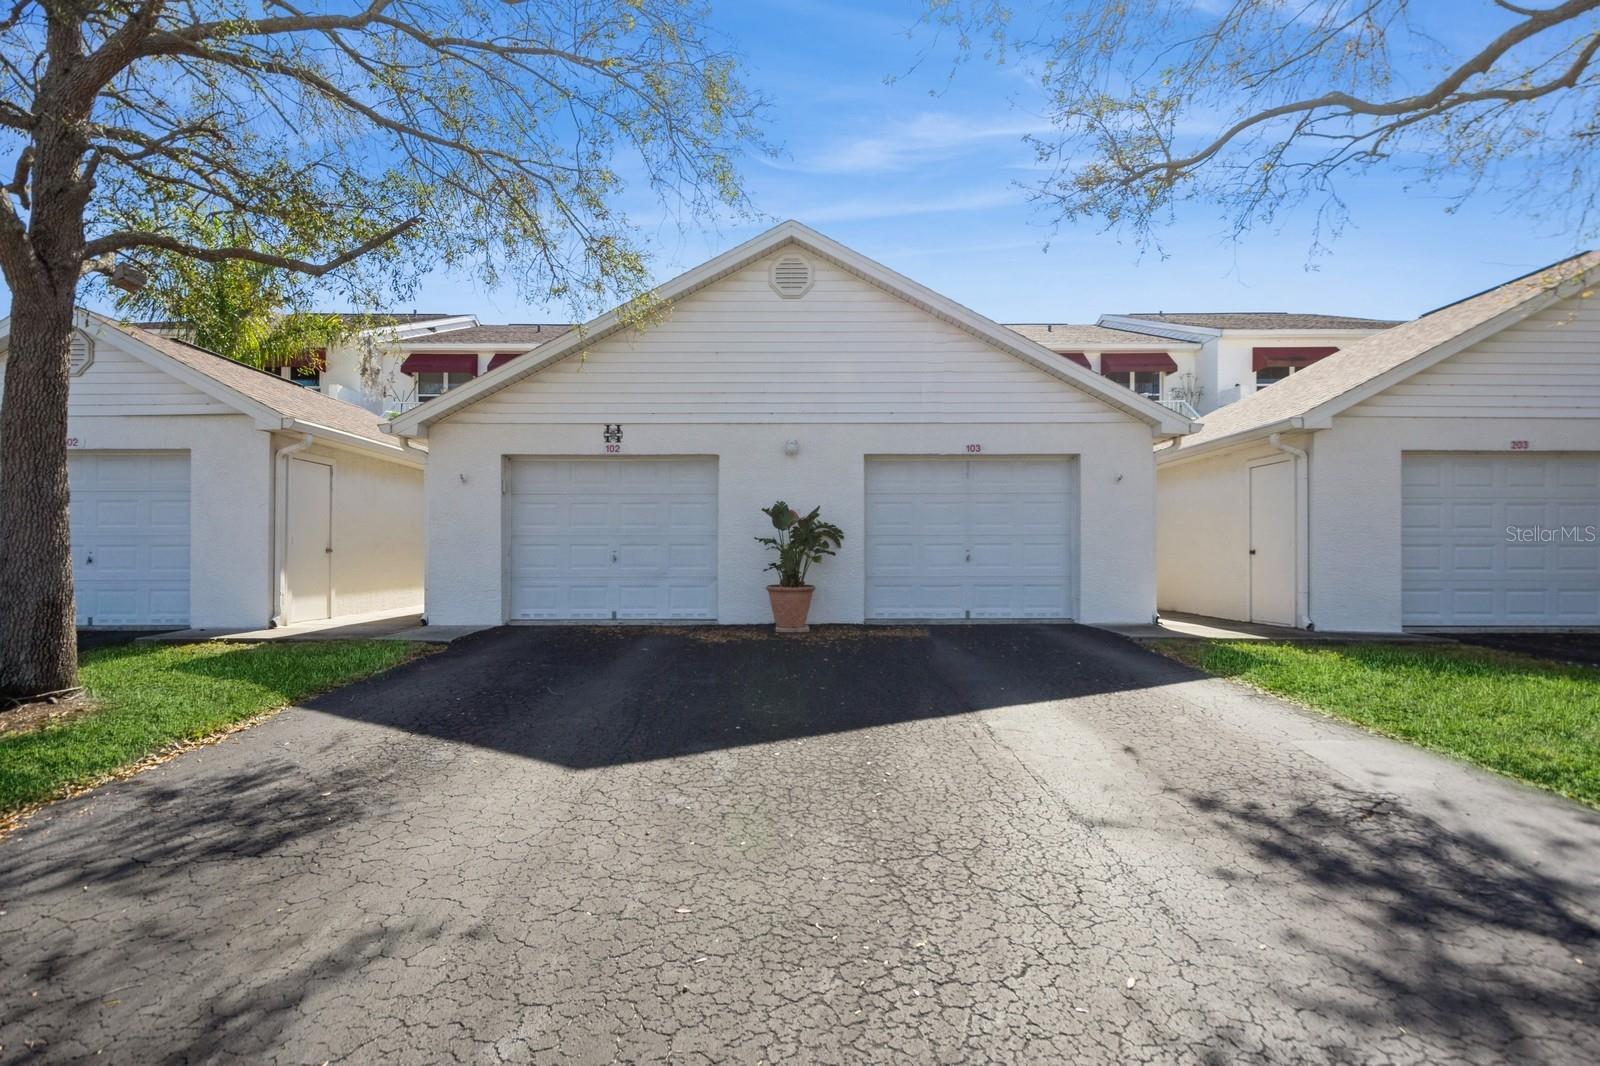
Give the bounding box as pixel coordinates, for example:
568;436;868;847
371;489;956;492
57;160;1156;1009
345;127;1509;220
325;547;334;554
1249;549;1257;555
965;548;972;563
612;550;619;563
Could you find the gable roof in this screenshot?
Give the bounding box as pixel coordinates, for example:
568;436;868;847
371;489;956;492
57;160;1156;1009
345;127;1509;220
388;221;1195;439
1164;251;1600;459
1004;323;1196;350
1112;312;1403;333
401;323;574;347
39;311;414;458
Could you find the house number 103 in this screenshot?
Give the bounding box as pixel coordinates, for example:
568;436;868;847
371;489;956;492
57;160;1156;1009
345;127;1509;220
965;443;982;453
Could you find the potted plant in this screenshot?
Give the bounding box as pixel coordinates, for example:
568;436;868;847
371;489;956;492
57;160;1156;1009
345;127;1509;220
756;500;844;633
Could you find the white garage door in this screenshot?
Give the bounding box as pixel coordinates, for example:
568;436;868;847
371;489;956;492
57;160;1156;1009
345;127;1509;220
1402;453;1599;626
68;452;191;626
506;458;717;621
865;458;1075;620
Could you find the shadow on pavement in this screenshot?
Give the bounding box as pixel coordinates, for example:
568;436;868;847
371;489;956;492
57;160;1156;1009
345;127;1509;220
297;622;1191;770
1184;783;1600;1056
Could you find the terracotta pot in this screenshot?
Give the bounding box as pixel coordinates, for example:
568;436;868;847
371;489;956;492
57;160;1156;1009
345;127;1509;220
767;584;815;634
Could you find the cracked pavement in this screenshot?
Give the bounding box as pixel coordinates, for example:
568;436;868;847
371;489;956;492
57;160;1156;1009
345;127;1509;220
2;624;1598;1064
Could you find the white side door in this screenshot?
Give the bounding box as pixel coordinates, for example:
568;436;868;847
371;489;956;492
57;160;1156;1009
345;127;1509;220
68;452;191;626
506;458;718;621
1248;460;1297;626
1402;453;1600;626
285;458;333;623
865;458;1075;620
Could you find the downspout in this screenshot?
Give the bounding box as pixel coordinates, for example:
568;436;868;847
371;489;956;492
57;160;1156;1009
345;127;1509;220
1267;433;1312;630
271;433;316;627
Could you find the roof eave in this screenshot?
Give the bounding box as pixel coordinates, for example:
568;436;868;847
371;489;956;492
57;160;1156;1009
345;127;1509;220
1096;315;1219;342
1156;417;1325;466
279;417;422;465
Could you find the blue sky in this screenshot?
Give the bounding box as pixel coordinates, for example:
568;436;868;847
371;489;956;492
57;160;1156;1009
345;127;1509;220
15;1;1590;326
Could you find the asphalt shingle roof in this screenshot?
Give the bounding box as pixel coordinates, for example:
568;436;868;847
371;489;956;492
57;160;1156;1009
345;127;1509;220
405;323;574;346
1119;312;1403;331
90;313;402;448
1004;324;1190;348
1172;251;1600;452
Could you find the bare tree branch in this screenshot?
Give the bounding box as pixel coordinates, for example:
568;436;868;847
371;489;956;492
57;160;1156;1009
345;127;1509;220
922;0;1600;249
83;215;423;275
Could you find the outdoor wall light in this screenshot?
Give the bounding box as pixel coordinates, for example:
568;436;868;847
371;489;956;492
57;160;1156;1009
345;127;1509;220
784;439;800;456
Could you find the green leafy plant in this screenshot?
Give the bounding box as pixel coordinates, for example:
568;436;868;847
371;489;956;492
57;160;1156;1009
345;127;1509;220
756;501;844;588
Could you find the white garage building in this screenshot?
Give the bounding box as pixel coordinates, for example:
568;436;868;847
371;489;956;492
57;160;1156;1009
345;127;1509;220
388;222;1192;626
0;311;426;629
1157;252;1600;632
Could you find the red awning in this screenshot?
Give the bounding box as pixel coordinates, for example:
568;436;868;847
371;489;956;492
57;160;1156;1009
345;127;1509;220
487;351;527;371
399;352;478;375
1100;351;1177;375
1252;346;1339;371
1056;351;1091;369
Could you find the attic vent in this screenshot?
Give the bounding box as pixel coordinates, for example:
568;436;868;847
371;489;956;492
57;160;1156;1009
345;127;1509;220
769;254;814;299
68;331;94;376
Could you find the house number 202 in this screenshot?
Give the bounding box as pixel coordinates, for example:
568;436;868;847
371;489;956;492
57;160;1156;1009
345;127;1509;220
965;443;982;453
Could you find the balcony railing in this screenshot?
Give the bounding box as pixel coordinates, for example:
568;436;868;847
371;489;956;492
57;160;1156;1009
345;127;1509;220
1155;396;1200;419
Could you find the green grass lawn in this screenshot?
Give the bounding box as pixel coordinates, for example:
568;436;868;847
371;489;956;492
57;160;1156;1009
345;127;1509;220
1159;640;1600;807
0;640;427;815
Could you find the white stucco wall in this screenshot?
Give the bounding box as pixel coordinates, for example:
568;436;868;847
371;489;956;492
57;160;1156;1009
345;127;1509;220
284;439;425;617
1155;437;1309;621
415;246;1165;627
422;419;1158;626
66;414;274;628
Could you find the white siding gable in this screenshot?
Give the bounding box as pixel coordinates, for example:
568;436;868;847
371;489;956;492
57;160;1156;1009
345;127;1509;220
1;333;229;418
69;334;229;416
1349;292;1600;419
454;252;1130;425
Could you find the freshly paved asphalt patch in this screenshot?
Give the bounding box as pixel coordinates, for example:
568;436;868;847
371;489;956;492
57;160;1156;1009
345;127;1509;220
3;624;1597;1064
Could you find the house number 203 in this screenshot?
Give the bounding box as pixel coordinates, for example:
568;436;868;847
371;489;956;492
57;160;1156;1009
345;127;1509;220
965;443;982;453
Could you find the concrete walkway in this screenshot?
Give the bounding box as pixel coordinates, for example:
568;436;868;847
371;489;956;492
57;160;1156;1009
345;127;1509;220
140;607;490;645
1102;611;1449;642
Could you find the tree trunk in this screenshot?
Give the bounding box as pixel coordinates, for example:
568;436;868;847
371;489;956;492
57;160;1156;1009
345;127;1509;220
0;279;80;699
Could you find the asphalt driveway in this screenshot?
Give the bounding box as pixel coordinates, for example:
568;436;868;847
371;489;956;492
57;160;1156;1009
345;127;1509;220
3;625;1597;1064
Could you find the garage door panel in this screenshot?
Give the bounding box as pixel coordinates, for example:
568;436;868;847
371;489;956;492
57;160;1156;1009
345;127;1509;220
1558;543;1599;570
1506;545;1548;570
568;500;613;530
69;452;191;627
866;458;1075;621
506;459;717;621
1558;460;1600;488
923;543;967;573
1401;453;1599;626
867;541;916;574
1559;589;1600;616
669;500;715;530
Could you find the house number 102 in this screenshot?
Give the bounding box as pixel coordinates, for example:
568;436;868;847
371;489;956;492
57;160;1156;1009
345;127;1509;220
965;443;982;453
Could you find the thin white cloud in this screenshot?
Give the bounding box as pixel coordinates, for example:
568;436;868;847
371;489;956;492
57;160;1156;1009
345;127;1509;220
796;187;1019;224
775;112;1043;175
